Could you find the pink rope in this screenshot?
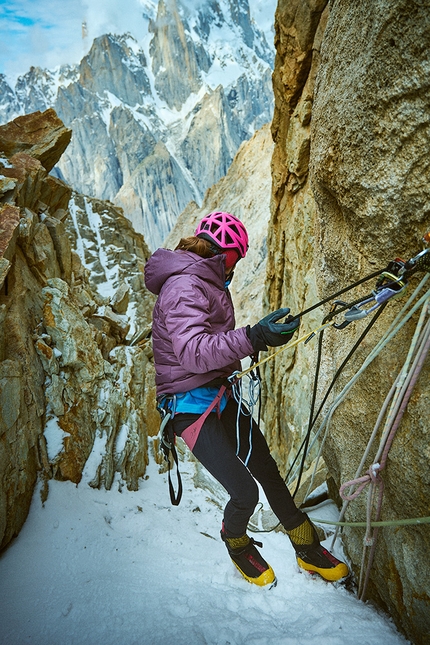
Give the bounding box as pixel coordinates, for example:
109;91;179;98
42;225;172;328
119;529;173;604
339;466;382;502
337;317;430;600
379;329;430;469
340;320;430;505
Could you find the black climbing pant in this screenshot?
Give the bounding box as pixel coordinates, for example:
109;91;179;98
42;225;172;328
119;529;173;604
171;397;304;537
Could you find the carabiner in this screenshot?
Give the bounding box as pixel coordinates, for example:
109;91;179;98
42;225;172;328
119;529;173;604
343;300;374;322
159;411;173;451
329;300;355;329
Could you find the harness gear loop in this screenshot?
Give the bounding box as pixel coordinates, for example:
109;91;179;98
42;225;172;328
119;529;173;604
158;384;229;505
157;397;183;506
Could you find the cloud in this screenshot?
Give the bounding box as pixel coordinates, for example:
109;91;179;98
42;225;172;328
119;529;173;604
81;0;151;44
0;0;152;82
0;0;84;80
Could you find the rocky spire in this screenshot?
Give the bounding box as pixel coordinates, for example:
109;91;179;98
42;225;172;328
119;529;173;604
149;0;206;110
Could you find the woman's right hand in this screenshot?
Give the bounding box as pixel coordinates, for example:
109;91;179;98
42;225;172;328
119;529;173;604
247;308;300;352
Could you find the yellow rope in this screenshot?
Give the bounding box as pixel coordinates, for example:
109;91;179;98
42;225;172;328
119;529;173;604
233;321;335;381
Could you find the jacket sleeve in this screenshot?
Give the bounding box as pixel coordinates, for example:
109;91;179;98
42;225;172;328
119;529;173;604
159;276;254;374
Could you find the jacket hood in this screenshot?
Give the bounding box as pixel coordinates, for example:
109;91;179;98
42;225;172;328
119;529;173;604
144;248;226;295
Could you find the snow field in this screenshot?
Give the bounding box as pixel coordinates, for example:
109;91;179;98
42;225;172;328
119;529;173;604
0;452;409;645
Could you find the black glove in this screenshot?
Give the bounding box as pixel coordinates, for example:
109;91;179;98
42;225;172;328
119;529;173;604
247;307;300;352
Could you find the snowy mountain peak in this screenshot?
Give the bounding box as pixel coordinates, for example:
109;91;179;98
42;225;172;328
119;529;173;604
149;0;207;110
0;0;275;250
79;34;151;107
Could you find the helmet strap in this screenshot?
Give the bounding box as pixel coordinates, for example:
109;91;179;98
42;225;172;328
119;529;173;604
209;244;222;256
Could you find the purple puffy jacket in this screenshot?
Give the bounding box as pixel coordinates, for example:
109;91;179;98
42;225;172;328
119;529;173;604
144;248;254;396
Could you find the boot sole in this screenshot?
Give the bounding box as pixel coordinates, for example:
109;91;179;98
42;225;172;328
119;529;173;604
231;559;277;587
297;557;349;582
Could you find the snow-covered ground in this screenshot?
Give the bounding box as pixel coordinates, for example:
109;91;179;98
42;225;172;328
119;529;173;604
0;445;408;645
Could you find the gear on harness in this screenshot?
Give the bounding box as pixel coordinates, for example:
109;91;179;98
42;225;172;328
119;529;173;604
157;385;229;505
157;397;183;506
228;361;262;467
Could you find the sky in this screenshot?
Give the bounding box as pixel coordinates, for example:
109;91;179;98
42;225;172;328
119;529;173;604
0;0;278;82
0;448;409;645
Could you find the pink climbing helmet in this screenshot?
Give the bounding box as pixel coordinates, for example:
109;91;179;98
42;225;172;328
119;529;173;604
195;211;249;259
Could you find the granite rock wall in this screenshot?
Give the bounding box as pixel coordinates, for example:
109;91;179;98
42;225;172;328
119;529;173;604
267;1;429;642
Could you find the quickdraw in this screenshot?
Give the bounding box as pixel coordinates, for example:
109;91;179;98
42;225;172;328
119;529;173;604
326;272;409;329
334;246;430;326
284;241;430;326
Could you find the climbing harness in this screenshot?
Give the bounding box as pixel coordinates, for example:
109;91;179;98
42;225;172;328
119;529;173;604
179;385;227;451
157;385;227;504
158;367;263;505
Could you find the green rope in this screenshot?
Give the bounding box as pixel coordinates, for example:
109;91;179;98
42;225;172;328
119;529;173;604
312;515;430;528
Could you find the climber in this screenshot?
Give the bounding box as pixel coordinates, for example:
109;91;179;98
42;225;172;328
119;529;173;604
144;211;349;587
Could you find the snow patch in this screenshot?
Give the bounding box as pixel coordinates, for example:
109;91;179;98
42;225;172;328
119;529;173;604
44;415;68;461
0;157;13;168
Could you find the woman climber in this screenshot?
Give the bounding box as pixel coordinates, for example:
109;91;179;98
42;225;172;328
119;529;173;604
144;211;349;587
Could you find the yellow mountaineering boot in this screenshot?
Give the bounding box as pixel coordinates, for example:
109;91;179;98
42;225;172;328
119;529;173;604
221;523;277;587
287;515;349;582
